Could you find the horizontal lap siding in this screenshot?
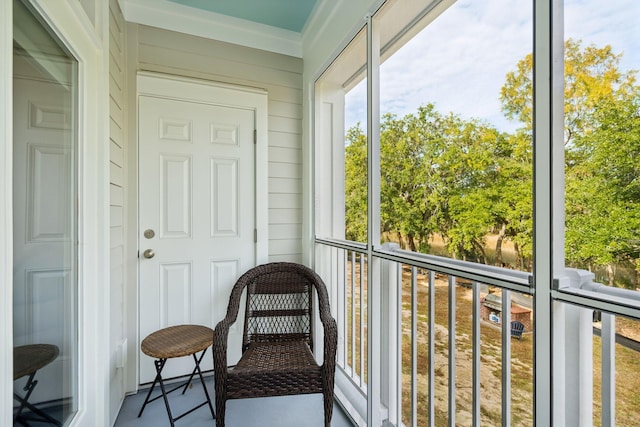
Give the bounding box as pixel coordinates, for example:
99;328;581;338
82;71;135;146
134;25;304;263
109;0;127;423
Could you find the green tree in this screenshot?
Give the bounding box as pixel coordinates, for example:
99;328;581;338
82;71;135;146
344;39;639;281
501;38;640;282
428;114;508;262
344;124;367;242
487;130;533;269
501;38;637;144
378;106;511;262
565;94;640;287
379;106;441;252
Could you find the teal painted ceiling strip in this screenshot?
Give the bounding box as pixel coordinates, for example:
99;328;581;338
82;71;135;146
169;0;317;32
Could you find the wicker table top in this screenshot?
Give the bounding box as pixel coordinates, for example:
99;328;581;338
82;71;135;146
14;344;60;380
141;324;213;359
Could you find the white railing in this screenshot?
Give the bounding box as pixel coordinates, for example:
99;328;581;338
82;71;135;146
316;239;640;426
555;269;640;427
315;239;537;426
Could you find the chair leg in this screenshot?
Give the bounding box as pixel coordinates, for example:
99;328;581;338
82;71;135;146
323;391;333;427
215;395;226;427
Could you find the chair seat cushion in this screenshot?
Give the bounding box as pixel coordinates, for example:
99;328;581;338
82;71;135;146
226;341;323;399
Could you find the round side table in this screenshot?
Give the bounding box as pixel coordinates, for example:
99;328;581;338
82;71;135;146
13;344;62;426
138;324;215;426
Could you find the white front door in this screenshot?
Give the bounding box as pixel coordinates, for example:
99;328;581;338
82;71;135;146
138;83;257;383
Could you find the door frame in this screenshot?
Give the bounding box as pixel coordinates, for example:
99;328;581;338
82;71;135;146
1;0;110;426
133;71;269;385
0;1;12;422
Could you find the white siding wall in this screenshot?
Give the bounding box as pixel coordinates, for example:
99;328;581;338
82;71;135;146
129;24;304;263
109;0;127;422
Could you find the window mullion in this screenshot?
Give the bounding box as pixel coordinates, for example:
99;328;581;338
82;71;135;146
366;11;382;427
533;0;560;425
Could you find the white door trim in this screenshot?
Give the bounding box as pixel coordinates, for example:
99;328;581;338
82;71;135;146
0;2;14;425
2;1;110;426
134;71;269;383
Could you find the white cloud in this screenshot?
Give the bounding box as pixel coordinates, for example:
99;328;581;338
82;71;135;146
345;0;639;133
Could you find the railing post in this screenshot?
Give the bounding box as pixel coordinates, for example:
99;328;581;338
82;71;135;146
601;313;616;427
555;303;593;425
502;290;512;426
368;255;382;426
448;276;456;427
381;243;399;425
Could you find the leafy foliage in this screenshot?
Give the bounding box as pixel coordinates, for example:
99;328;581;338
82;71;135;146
344;39;640;286
344;124;368;242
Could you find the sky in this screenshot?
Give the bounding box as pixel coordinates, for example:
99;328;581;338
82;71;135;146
345;0;640;133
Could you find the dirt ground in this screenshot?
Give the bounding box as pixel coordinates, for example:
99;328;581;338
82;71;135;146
398;272;533;426
344;255;640;426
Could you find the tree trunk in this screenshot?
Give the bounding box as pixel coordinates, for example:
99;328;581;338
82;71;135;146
495;224;506;266
473;240;487;264
397;231;404;250
407;233;417;252
606;263;616;287
514;242;523;270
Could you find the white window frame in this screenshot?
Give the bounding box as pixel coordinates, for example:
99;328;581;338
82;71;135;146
312;0;640;425
0;1;14;424
0;0;110;425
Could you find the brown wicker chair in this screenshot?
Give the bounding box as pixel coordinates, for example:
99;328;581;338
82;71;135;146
213;262;337;427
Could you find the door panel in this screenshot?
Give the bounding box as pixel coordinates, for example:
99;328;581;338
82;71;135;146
13;74;75;405
138;94;255;384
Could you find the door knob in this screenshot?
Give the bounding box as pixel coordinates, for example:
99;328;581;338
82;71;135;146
143;249;155;259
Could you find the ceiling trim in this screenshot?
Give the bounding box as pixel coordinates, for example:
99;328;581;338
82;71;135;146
119;0;303;57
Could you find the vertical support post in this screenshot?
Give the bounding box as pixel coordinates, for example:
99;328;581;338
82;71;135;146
337;247;346;367
366;8;382;426
558;304;593;426
502;290;512;427
533;0;562;424
428;271;435;427
351;251;356;375
411;267;418;427
360;254;366;388
448;276;456;427
601;313;616;427
396;263;403;427
472;282;481;426
381;244;400;425
579;307;594;423
367;255;382;426
552;301;566;426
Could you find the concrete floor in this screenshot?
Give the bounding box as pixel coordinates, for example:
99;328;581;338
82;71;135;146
114;376;355;427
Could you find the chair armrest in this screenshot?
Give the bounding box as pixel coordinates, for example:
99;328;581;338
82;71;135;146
213;276;247;386
322;316;338;367
213;319;232;383
315;271;337;378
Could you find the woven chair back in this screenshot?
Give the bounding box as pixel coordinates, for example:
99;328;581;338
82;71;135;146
242;269;314;352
